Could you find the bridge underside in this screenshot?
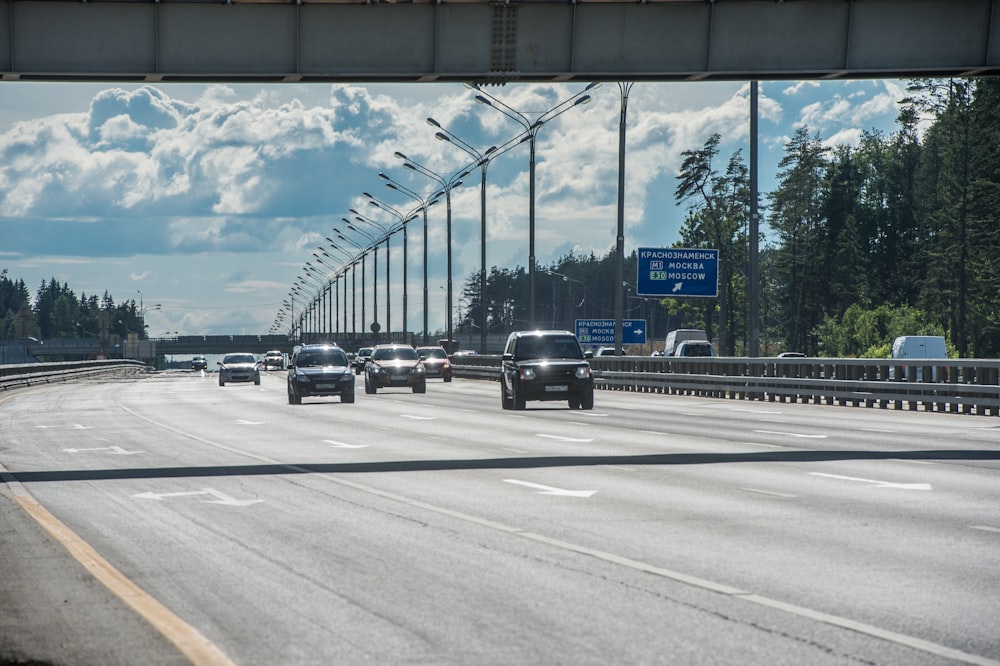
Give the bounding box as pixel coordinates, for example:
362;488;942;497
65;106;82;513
1;0;997;84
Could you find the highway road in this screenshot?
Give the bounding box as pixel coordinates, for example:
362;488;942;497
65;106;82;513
2;370;999;665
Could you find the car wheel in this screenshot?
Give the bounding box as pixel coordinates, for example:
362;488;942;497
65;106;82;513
581;389;595;410
219;376;225;387
254;376;261;386
287;389;301;405
364;376;376;394
341;390;355;404
413;381;426;394
512;382;526;411
568;396;581;409
500;380;513;410
444;375;453;383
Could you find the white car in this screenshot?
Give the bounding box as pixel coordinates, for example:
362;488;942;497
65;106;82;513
217;353;261;386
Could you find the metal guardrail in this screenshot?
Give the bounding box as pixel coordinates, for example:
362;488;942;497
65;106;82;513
0;360;149;392
451;356;1000;417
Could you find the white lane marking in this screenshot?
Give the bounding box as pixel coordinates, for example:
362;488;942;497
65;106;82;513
754;429;828;439
889;458;934;465
62;446;143;455
729;408;783;415
324;440;368;449
603;465;636;473
401;414;435;420
741;442;787;449
809;472;932;491
118;404;996;666
970;525;1000;534
132;488;264;506
503;479;596;498
742;488;797;498
536;434;594;443
35;424;92;430
236;420;265;425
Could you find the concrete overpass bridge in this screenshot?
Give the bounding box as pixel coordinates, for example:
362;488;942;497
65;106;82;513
2;0;997;84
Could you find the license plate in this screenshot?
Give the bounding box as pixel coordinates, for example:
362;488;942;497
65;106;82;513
316;384;337;390
546;385;568;392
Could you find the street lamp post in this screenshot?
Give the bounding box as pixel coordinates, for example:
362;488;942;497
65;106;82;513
393;152;469;349
469;83;599;330
427;117;502;354
349;209;392;338
364;192;424;345
377;172;442;346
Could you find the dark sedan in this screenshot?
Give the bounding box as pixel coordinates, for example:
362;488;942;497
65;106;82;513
287;344;355;404
364;344;426;394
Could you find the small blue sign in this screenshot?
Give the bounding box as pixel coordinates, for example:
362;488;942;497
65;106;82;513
637;247;718;297
576;319;647;346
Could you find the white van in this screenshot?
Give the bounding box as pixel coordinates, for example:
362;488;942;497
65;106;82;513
664;329;708;357
891;336;947;360
891;336;947;381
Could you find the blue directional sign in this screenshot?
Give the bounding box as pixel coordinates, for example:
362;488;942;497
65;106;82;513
576;319;647;346
637;247;718;297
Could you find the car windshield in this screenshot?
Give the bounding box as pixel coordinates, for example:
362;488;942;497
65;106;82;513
419;348;448;360
297;349;348;367
358;348;373;357
516;335;583;360
373;347;418;361
223;354;255;364
680;344;712;357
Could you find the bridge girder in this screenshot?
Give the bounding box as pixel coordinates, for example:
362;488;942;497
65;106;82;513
1;0;997;84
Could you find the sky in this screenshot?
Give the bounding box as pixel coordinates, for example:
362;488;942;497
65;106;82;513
0;78;909;338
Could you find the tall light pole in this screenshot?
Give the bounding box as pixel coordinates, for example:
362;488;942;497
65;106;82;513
428;117;503;353
365;192;424;344
378;172;442;346
349;209;392;338
614;82;634;355
393;152;469;349
469;83;599;329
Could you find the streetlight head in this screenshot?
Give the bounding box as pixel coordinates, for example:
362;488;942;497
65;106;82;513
394;151;408;160
362;192;374;200
434;132;450;143
403;162;416;171
348;208;360;216
459;169;472;179
386;182;399;191
585;82;602;91
426;117;441;128
474;95;492;107
575;95;593;107
378;172;390;181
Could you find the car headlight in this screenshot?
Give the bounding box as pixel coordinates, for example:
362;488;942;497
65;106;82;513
576;366;591;379
295;373;311;383
520;368;536;381
413;365;425;374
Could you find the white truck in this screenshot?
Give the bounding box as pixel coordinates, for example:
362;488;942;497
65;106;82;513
664;329;709;357
890;335;947;381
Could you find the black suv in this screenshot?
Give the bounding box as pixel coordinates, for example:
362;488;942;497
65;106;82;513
500;330;594;410
287;344;355;404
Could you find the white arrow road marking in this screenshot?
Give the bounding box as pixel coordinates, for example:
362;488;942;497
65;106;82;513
131;488;264;506
809;472;932;491
536;434;594;443
970;525;1000;534
324;440;368;449
62;446;143;455
754;429;828;439
236;420;265;425
503;479;596;498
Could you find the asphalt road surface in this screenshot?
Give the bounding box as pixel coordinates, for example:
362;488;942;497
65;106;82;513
2;370;999;665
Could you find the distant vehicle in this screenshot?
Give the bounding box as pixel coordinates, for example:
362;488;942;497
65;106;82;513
287;344;355;404
664;329;709;357
191;355;208;371
595;346;625;357
500;330;594;410
352;347;374;375
416;346;453;382
777;351;807;358
364;344;426;394
217;353;260;387
450;350;479;357
262;350;284;370
673;340;715;357
891;335;947;381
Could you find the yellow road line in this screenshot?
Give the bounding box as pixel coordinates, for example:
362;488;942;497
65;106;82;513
1;465;235;666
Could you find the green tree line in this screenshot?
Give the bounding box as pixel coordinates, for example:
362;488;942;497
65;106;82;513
0;269;146;341
456;77;999;358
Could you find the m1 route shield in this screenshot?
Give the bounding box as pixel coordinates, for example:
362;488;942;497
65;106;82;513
637;247;718;297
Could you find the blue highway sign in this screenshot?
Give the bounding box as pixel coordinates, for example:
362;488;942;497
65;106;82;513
576;319;647;346
637;247;718;297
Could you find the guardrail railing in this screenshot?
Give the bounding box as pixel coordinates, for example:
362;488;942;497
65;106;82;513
0;359;149;392
451;356;1000;417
